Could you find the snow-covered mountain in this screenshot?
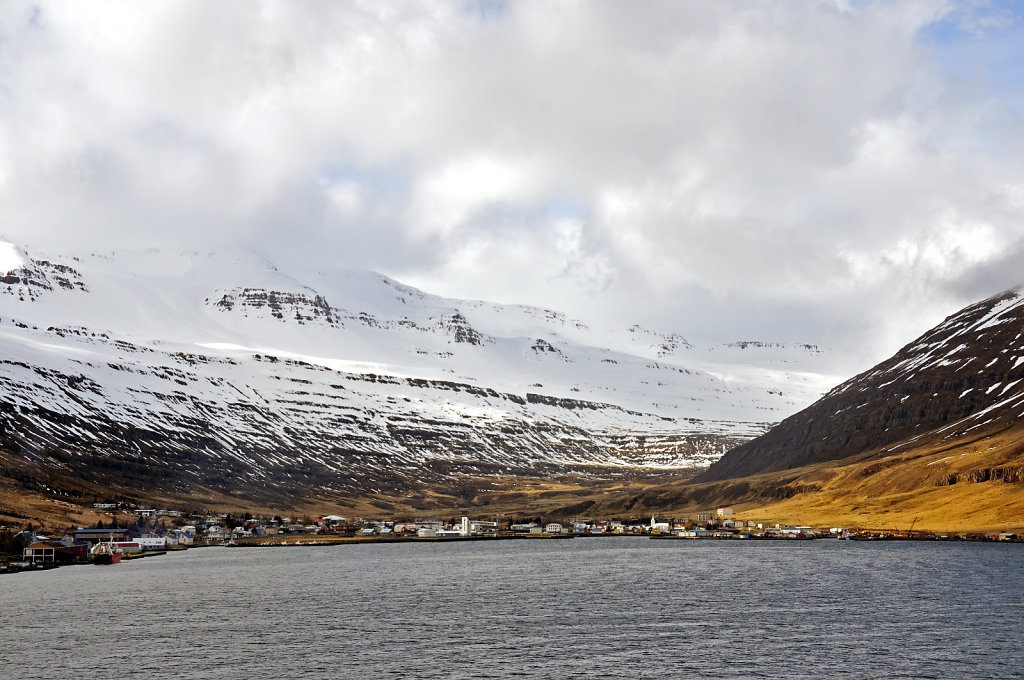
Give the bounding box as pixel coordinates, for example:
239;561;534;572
0;241;839;502
698;285;1024;483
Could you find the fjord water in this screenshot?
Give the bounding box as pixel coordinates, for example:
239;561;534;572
4;538;1022;679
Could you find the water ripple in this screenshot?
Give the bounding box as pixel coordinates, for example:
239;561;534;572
2;539;1022;679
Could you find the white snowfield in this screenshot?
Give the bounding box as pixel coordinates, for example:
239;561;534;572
0;242;841;491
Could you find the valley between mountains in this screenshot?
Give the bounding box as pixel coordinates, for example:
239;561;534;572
0;242;837;524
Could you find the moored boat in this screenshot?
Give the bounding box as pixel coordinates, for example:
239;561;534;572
91;542;123;565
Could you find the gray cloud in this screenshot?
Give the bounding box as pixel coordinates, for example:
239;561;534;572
1;0;1022;373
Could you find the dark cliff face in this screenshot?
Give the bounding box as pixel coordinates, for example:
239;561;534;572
2;260;88;301
212;288;341;326
697;288;1024;483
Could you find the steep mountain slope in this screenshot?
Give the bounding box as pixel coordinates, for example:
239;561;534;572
0;242;838;507
698;286;1024;483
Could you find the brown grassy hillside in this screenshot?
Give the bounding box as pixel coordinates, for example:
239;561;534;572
728;428;1024;532
562;415;1024;532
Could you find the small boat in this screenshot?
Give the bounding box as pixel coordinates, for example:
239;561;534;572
91;542;123;565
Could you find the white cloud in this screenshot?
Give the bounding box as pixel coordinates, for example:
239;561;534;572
1;0;1022;372
411;155;538;237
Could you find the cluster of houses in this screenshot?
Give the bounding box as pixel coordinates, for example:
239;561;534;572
9;506;754;560
12;525;197;568
6;501;1018;572
322;506;779;538
5;504;825;569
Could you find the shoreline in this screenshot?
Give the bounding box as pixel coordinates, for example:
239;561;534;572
228;532;578;547
4;530;1021;575
227;529;1024;548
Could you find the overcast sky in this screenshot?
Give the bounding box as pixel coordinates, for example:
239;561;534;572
2;0;1023;373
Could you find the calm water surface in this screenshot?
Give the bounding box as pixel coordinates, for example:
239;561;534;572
3;538;1023;679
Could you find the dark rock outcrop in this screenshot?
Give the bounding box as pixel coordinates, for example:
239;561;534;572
698;288;1024;482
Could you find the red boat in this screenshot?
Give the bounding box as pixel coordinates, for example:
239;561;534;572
91;542;123;565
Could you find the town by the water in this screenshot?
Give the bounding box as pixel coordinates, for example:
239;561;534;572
3;501;1021;575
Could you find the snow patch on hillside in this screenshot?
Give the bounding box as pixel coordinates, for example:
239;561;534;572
0;242;844;483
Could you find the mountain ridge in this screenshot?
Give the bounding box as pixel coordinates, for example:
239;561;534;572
697;286;1024;484
0;241;837;509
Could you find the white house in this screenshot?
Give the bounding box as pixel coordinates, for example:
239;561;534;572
678;528;711;539
135;535;167;551
172;530;194;546
779;525;815;537
112;541;142;554
650;516;671;532
23;542;55;565
544;523;564;534
436;527;463;537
